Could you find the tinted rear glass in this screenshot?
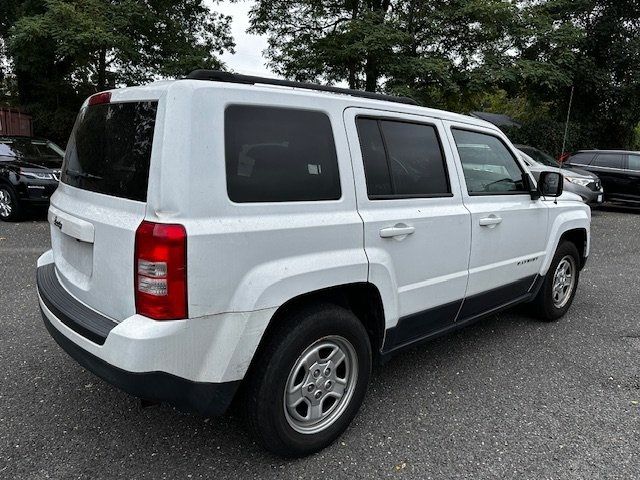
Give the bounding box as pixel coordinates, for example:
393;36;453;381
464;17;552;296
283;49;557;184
356;118;450;198
225;105;341;202
62;101;158;201
379;120;450;196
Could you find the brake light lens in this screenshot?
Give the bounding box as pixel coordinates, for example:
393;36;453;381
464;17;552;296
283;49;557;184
88;91;111;106
134;221;188;320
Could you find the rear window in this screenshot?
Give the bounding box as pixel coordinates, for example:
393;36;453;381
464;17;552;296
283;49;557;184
225;105;341;202
62;101;158;202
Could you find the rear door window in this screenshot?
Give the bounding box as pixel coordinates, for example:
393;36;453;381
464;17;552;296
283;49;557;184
356;117;450;198
592;153;624;169
62;101;158;202
225;106;341;202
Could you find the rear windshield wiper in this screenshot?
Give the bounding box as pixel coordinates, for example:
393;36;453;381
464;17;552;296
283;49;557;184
65;169;103;180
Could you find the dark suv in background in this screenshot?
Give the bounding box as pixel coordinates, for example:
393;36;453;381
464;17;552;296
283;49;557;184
0;136;64;221
565;150;640;205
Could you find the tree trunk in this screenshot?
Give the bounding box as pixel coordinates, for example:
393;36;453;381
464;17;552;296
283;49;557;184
348;62;358;89
97;48;106;91
364;56;377;91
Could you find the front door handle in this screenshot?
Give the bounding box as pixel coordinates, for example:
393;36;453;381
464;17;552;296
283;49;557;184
379;224;416;239
479;215;503;227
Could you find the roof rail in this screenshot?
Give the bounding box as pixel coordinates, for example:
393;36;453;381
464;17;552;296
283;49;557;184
185;70;419;106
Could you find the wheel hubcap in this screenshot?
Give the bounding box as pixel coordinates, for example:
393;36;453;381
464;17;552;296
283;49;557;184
552;255;576;308
0;189;12;218
284;335;358;435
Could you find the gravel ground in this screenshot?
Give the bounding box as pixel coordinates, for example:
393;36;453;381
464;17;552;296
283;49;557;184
1;206;639;479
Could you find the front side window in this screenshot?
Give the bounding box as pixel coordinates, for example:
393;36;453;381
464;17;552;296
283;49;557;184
356;117;450;198
628;154;640;171
225;106;341;203
593;153;623;169
452;129;527;195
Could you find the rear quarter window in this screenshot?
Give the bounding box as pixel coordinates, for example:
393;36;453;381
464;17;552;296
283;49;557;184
224;106;341;203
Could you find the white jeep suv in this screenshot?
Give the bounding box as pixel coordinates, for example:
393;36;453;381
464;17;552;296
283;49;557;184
37;71;590;457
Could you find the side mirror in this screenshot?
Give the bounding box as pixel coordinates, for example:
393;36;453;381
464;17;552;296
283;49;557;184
538;171;563;197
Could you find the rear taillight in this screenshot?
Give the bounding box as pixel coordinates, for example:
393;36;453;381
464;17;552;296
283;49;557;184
134;221;188;320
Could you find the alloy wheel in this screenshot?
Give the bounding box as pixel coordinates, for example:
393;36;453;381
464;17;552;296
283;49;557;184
0;189;13;218
552;255;576;308
283;335;358;435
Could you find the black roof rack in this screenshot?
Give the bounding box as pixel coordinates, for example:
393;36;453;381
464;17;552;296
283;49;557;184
185;70;419;106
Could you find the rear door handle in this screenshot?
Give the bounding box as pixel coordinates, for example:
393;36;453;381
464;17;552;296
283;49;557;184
379;224;415;239
479;215;502;227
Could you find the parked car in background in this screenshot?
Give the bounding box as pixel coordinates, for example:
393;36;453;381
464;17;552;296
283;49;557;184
516;145;603;205
0;136;64;221
564;150;640;205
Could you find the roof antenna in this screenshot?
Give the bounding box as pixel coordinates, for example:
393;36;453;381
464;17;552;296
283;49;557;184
560;85;575;169
557;85;575;205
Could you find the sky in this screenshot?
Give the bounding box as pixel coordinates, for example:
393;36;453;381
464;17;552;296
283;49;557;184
210;0;274;77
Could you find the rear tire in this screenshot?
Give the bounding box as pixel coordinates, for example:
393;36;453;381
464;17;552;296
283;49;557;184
532;241;580;321
243;304;372;457
0;185;21;222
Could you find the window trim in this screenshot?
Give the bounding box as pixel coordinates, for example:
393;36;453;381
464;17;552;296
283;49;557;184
355;115;453;201
451;126;531;197
224;104;343;204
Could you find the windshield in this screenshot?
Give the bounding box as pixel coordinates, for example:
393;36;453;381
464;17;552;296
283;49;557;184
519;146;559;168
0;138;64;160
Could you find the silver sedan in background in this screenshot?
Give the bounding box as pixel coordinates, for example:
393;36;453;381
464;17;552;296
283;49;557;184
516;144;604;205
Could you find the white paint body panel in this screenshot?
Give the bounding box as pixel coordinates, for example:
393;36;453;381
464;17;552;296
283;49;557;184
344;108;471;328
40;79;591;386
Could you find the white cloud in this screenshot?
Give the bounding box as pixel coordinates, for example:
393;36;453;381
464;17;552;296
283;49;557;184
208;0;277;78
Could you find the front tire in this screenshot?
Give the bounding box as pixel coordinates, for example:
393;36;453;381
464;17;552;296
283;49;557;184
244;304;372;457
0;185;21;222
533;241;580;321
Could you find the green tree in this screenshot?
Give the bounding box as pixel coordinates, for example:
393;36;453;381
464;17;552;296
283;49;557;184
248;0;640;152
503;0;640;151
4;0;234;142
248;0;407;91
248;0;517;100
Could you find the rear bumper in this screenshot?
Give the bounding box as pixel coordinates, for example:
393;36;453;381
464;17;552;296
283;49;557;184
41;308;240;415
36;254;275;415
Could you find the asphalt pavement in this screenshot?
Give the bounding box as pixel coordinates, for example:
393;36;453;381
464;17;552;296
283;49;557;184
1;206;639;479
